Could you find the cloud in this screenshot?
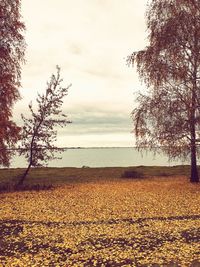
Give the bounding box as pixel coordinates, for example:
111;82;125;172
68;44;83;55
18;0;148;146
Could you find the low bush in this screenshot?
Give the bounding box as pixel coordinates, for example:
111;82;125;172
157;172;171;177
121;169;144;179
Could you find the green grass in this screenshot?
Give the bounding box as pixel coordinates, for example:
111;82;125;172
0;165;191;187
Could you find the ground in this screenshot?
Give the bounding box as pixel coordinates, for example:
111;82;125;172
0;167;200;266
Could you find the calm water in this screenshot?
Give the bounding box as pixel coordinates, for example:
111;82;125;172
10;147;187;168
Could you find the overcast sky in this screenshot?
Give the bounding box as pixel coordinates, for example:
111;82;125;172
15;0;148;147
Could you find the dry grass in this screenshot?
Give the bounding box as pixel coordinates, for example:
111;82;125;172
0;168;200;266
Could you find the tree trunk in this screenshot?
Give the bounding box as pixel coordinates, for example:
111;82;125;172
190;140;199;183
17;163;32;186
190;96;199;183
190;112;199;183
17;135;34;186
190;28;199;183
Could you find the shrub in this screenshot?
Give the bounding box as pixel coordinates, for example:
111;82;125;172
157;172;171;177
121;170;144;179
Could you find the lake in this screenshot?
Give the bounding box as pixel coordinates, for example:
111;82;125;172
10;147;187;168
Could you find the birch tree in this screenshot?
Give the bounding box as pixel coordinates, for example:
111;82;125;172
128;0;200;182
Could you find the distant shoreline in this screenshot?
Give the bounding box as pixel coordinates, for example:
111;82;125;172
64;146;134;149
7;147;135;151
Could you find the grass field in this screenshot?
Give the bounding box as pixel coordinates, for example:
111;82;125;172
0;167;200;266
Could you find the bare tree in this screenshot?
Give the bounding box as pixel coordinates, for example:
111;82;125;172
18;66;71;185
0;0;25;166
128;0;200;182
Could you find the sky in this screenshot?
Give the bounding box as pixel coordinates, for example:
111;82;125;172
14;0;148;147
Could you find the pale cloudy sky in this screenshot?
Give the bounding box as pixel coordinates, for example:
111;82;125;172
14;0;148;147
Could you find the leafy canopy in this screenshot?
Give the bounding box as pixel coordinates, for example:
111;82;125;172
128;0;200;161
20;66;71;168
0;0;25;166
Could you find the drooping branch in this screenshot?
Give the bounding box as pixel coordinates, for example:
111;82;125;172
128;0;200;182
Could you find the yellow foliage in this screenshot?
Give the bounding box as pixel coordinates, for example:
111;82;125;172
0;176;200;266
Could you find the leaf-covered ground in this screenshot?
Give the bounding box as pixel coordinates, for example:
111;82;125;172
0;175;200;266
